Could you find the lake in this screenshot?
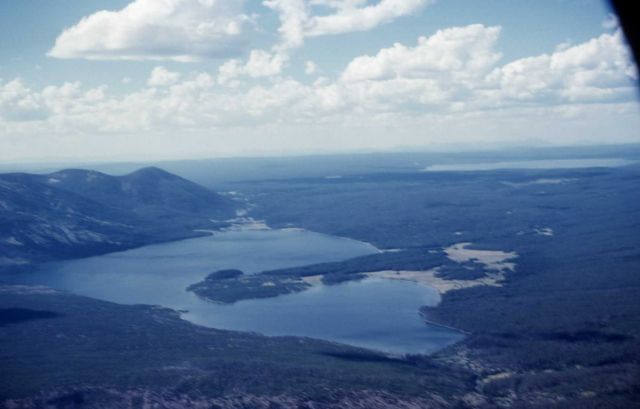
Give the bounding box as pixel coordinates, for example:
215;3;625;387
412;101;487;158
423;158;636;172
8;229;463;355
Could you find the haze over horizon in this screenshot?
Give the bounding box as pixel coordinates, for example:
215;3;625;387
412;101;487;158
1;0;639;163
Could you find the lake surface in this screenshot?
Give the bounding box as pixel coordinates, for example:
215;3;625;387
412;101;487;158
423;158;636;172
9;229;463;355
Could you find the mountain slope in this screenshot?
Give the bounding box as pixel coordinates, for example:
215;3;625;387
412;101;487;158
46;167;237;219
0;168;239;271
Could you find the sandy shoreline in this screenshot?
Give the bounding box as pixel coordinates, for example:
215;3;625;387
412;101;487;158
364;268;506;296
289;243;519;299
298;266;506;298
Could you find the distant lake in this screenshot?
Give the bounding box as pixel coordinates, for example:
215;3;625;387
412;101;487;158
423;158;636;172
8;229;463;355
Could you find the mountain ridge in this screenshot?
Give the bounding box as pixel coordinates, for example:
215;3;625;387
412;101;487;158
0;167;239;271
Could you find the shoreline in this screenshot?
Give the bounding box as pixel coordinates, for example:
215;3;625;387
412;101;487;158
419;312;472;336
363;268;506;297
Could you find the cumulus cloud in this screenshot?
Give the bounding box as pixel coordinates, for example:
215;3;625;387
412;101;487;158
2;25;637;160
487;29;637;105
342;24;502;82
218;50;288;84
307;0;432;37
338;26;636;112
48;0;251;61
0;78;108;126
264;0;430;50
148;67;182;87
264;0;309;50
214;0;431;86
0;79;49;122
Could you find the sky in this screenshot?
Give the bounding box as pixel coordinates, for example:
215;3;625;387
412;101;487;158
0;0;639;163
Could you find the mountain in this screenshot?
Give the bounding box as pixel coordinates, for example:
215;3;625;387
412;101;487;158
46;167;236;219
0;167;239;271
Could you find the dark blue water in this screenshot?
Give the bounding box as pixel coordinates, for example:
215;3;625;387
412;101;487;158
9;229;463;354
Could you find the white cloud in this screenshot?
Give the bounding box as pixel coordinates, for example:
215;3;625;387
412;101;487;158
0;79;109;127
218;50;288;84
342;24;502;82
487;30;637;105
48;0;252;61
307;0;431;37
264;0;431;50
2;26;638;161
0;79;49;121
8;25;637;129
338;26;636;112
263;0;309;50
148;66;182;87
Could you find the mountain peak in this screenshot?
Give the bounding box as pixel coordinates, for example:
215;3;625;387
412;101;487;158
47;169;111;185
50;168;107;178
36;166;239;220
127;166;172;177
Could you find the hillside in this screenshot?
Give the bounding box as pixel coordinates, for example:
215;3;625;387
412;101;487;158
0;168;239;271
46;167;237;219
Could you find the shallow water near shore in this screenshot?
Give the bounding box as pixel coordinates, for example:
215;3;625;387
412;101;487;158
7;229;464;354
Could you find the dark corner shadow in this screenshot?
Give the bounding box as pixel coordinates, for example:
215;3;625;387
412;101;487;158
610;0;640;67
0;308;62;327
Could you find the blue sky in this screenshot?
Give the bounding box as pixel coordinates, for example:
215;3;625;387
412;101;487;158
0;0;638;162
